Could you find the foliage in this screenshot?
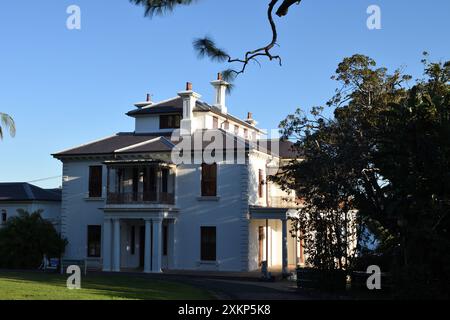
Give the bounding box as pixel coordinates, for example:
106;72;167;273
0;112;15;140
130;0;303;79
275;53;450;297
0;210;67;269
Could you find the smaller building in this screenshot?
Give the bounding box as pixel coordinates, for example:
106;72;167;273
0;183;62;231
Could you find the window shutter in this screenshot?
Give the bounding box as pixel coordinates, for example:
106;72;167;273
258;169;264;198
89;166;103;198
201;163;217;197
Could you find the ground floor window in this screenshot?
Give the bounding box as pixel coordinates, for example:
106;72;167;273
87;225;101;258
200;226;216;261
1;210;6;224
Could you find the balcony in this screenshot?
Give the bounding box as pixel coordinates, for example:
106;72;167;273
107;191;175;205
106;162;175;206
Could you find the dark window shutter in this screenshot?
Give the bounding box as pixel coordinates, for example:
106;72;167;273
258;169;264;198
201;163;217;197
201;227;216;261
89;166;103;198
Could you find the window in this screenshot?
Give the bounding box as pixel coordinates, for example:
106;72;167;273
201;227;216;261
130;226;136;255
201;163;217;197
234;125;239;136
244;128;249;140
1;210;6;224
258;169;264;198
161;168;169;193
212;116;219;129
160;115;181;129
87;226;101;258
89;166;103;198
223;121;229;131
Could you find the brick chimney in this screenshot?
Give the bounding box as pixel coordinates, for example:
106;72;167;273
134;93;153;108
245;112;257;126
210;73;229;114
178;82;201;135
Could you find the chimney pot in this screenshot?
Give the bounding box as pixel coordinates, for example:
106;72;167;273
217;72;223;81
186;82;193;91
247;112;253;120
146;94;151;102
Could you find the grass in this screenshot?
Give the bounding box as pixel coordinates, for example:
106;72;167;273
0;271;213;300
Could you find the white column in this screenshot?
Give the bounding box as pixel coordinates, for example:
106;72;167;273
152;218;163;273
282;218;289;277
102;218;112;272
113;218;121;272
168;220;176;269
144;219;152;273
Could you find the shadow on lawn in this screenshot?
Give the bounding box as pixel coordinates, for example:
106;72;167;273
0;271;212;300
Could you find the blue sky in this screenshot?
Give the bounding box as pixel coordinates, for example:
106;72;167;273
0;0;448;188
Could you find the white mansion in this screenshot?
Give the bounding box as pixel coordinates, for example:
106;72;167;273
52;75;303;275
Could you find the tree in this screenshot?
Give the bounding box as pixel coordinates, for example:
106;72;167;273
0;112;15;140
0;209;67;269
275;53;450;297
130;0;303;80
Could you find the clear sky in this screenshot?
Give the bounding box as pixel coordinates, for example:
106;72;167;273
0;0;448;188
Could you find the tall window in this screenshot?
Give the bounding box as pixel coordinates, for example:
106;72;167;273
89;166;103;198
201;163;217;197
1;210;6;224
201;227;217;261
244;128;249;140
258;169;264;198
163;225;168;256
160;115;181;129
87;225;101;257
223;121;230;131
212;116;219;129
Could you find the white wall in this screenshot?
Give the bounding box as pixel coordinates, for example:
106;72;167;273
173;162;249;271
61;160;107;259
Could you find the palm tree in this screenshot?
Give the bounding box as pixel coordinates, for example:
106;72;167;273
0;112;16;140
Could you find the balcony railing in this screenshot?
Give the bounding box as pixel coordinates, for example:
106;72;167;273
107;192;175;205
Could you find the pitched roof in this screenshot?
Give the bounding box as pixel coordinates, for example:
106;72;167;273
52;133;172;157
0;183;62;202
126;97;264;132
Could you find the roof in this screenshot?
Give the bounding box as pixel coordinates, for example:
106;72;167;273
259;140;301;159
126;97;263;132
0;183;62;202
52;130;284;159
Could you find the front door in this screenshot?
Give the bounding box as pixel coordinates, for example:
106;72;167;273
139;226;145;268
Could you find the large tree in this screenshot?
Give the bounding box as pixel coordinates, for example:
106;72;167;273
130;0;303;80
275;53;450;297
0;112;15;140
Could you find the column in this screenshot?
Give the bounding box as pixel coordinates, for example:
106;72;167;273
113;218;121;272
282;218;289;277
168;220;176;269
102;218;112;272
144;219;152;273
152;218;163;273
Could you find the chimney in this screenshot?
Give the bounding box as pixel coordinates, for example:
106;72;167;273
210;73;229;114
178;82;201;135
246;112;257;126
134;93;153;108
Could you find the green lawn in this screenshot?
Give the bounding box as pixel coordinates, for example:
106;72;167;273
0;271;213;300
